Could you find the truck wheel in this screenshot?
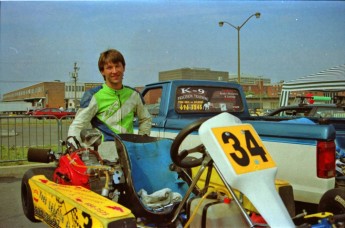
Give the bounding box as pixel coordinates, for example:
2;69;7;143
318;188;345;214
21;167;55;222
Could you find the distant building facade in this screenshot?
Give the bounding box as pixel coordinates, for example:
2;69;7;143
2;82;65;109
2;81;102;109
229;75;271;85
4;67;330;112
159;68;228;82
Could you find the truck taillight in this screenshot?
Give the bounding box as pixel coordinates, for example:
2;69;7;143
317;140;336;178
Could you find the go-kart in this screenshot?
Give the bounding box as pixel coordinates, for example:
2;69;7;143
21;113;345;227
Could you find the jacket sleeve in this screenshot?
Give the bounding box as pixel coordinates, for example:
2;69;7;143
135;93;152;135
68;95;98;141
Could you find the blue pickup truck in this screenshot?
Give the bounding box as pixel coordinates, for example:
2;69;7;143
138;79;344;211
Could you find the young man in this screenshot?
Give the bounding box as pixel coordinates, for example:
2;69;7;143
68;49;152;160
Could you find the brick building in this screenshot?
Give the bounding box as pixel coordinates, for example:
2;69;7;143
159;68;228;82
2;82;65;109
5;68;317;111
2;81;102;109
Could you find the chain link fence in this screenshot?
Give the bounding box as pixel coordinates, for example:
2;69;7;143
0;115;74;163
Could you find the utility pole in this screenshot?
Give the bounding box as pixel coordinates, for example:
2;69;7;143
71;62;80;109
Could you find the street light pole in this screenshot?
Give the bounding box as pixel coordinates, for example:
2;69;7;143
219;12;261;84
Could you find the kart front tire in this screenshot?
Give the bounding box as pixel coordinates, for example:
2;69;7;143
21;169;40;222
318;188;345;214
21;167;55;222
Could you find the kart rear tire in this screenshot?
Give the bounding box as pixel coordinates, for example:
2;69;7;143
318;188;345;214
27;148;52;163
21;167;55;222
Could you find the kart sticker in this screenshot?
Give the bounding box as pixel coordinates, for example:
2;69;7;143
212;124;276;174
29;175;133;227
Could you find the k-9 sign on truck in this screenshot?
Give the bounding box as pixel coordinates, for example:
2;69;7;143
139;79;344;212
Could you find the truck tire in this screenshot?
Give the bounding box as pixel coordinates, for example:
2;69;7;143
21;167;55;222
318;188;345;214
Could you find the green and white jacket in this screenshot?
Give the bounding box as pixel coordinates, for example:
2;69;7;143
68;83;152;141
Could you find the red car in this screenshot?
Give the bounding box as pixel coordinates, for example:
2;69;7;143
32;108;76;119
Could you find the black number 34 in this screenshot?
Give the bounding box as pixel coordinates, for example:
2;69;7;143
221;130;268;166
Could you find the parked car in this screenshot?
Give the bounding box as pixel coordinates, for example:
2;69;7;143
267;104;345;118
32;108;76;119
65;108;78;113
26;109;35;115
267;96;345;118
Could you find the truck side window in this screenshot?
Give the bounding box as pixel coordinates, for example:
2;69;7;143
143;88;162;117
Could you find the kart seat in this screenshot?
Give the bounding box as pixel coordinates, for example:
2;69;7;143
115;134;189;225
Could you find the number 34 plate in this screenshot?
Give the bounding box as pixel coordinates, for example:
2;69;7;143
212;124;276;175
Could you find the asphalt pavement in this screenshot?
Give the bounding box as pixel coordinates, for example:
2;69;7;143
0;163;54;179
0;164;53;227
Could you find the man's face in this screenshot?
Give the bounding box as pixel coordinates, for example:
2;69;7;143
102;61;125;88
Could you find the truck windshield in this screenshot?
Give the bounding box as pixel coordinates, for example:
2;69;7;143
175;86;244;114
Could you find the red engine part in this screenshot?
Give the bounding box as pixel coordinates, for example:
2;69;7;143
53;152;90;189
305;93;315;104
250;212;267;224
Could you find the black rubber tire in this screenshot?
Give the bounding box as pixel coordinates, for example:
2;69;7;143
21;167;55;222
27;148;52;163
318;188;345;214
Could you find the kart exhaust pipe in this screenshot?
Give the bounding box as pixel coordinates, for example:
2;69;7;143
27;148;55;163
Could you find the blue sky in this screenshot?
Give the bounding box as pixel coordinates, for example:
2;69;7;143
1;1;344;95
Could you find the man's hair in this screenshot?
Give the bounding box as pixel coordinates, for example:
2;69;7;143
98;49;126;72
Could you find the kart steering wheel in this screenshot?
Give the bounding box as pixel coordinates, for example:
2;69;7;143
170;118;209;168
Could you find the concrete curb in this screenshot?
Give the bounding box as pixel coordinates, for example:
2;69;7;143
0;163;55;178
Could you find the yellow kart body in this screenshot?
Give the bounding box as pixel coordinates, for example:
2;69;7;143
26;175;135;227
